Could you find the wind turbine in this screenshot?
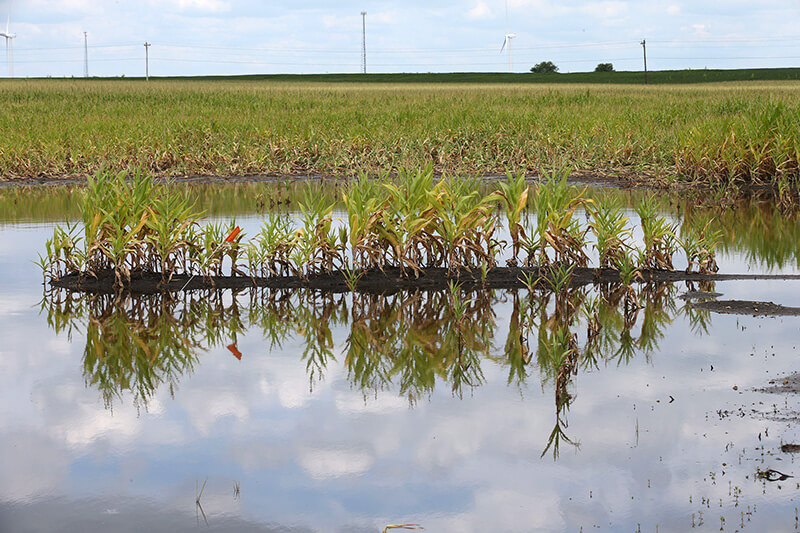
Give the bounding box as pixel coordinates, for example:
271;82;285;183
0;16;16;78
500;0;515;72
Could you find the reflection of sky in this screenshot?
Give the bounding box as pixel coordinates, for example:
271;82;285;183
3;220;800;531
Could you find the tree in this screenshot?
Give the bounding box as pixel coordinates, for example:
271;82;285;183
595;63;614;72
530;61;559;74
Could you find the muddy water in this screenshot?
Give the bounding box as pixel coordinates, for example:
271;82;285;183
3;184;800;532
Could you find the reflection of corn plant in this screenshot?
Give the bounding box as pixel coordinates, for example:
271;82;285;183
637;282;677;354
538;326;580;459
444;283;485;397
505;292;534;386
447;281;474;327
295;296;337;390
617;249;641;327
636;194;677;270
582;293;602;364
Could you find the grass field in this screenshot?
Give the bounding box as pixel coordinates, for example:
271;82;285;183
2;77;800;187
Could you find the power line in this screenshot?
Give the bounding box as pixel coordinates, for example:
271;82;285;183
12;34;800;75
14;35;800;56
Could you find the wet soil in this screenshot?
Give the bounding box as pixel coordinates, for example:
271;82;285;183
51;267;800;295
0;172;630;189
679;291;723;300
691;300;800;317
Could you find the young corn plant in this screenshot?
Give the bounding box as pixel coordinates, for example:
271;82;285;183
253;214;295;277
496;172;529;264
343;175;389;271
589;196;632;269
145;190;201;282
636;195;678;271
679;215;723;274
429;176;499;275
531;167;591;268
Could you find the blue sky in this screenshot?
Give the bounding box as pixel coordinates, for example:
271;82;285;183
2;0;800;77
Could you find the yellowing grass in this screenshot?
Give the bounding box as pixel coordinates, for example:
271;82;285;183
2;79;800;185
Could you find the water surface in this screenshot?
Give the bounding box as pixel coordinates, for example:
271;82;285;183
2;183;800;532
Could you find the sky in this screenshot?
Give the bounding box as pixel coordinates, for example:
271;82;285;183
1;0;800;77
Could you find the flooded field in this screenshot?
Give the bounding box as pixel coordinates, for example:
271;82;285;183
2;181;800;532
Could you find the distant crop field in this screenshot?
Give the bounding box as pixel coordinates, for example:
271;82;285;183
1;78;799;186
168;68;800;85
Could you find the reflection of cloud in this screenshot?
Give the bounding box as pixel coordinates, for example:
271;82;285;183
0;293;32;318
334;390;407;415
472;488;564;532
0;431;68;503
297;447;374;479
180;388;250;436
30;381;143;447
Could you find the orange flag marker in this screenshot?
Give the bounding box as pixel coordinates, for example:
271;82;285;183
227;343;243;360
225;226;242;243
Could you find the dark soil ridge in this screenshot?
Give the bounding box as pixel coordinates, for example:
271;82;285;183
691;299;800;317
50;267;800;295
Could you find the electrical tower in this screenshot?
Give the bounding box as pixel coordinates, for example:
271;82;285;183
360;11;367;74
83;32;88;77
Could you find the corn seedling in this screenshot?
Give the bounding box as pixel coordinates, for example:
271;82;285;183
636;194;677;271
589;196;632;269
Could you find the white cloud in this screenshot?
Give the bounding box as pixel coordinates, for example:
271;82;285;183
176;0;231;13
467;1;493;20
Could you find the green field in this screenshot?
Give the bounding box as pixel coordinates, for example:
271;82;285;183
2;76;799;187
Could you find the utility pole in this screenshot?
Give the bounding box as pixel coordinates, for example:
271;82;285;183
360;11;367;74
640;39;647;85
83;32;88;78
144;42;151;81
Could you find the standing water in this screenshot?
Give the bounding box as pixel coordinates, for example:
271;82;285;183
2;182;800;532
